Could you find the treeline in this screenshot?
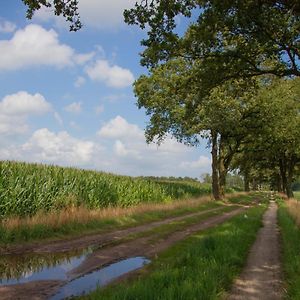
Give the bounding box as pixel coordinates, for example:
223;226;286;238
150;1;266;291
126;1;300;199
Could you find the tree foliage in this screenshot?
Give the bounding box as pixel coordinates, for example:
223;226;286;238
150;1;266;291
125;0;300;86
22;0;82;31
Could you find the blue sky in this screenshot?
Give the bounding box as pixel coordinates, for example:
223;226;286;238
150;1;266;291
0;0;211;178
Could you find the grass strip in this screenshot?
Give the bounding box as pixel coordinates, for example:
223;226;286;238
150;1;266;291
277;199;300;299
0;200;221;245
93;206;238;251
81;205;266;300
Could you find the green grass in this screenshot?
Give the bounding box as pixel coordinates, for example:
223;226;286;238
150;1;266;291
0;160;211;218
81;205;266;300
227;191;270;205
105;206;238;248
293;191;300;200
0;201;221;245
277;200;300;299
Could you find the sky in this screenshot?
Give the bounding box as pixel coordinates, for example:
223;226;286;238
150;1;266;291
0;0;211;178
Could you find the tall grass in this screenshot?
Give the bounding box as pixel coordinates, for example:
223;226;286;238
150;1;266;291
0;161;211;218
277;199;300;299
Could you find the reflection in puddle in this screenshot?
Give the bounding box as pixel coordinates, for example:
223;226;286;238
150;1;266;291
50;257;150;300
0;248;92;285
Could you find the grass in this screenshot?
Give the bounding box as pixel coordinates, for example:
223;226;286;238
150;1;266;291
293;191;300;201
277;198;300;299
226;191;271;205
0;160;211;218
0;196;217;245
80;205;266;300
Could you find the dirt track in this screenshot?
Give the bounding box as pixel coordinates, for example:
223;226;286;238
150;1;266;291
0;206;246;300
0;205;227;255
228;201;283;300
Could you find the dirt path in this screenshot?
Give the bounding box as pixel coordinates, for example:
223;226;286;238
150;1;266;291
0;205;227;255
228;201;283;300
0;207;246;300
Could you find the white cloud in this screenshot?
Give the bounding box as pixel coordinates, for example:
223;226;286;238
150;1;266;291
64;102;82;114
33;0;135;30
22;128;95;165
0;91;51;115
180;156;211;169
114;140;139;157
78;0;134;29
74;52;95;65
0;20;16;33
0;91;52;135
74;76;86;88
95;116;211;177
98;115;143;140
86;60;134;88
0;24;91;71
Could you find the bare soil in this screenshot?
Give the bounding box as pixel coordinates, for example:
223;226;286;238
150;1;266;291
228;201;283;300
0;206;246;300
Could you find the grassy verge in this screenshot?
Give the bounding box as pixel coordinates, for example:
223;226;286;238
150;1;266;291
277;199;300;299
81;205;266;300
226;191;270;205
0;197;219;245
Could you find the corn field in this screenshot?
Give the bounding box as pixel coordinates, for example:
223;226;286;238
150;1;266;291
0;161;211;218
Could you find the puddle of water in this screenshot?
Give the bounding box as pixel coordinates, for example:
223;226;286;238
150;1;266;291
50;256;150;300
0;248;92;285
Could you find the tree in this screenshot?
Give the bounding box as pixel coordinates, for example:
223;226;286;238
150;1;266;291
232;78;300;197
22;0;81;31
134;57;266;199
125;0;300;88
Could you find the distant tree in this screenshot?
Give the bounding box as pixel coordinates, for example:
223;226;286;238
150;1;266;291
201;173;212;184
22;0;82;31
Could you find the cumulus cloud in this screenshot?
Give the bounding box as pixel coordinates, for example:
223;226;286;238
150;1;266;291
0;91;52;135
0;24;92;71
98;115;143;140
64;102;82;114
78;0;134;29
33;0;134;30
86;60;134;88
180;156;211;169
95;116;211;177
22;128;95;165
0;20;16;33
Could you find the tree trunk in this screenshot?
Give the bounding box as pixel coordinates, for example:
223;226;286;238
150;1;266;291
218;143;226;199
244;169;250;192
279;158;288;196
211;130;220;200
276;173;283;193
286;157;296;198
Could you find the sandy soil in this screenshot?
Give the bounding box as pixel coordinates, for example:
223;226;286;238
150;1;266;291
228;201;283;300
0;206;246;300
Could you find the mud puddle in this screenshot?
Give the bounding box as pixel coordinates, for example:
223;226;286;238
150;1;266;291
0;248;92;285
50;256;150;299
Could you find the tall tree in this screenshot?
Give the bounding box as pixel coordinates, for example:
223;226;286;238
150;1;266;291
134;57;263;199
